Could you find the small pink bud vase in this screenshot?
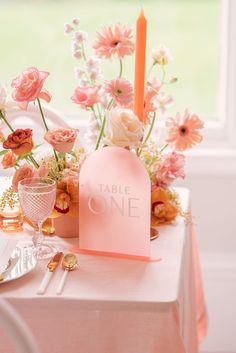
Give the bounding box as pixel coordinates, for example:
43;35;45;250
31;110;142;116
79;146;151;259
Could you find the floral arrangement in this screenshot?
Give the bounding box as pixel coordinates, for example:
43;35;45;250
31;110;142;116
0;17;204;230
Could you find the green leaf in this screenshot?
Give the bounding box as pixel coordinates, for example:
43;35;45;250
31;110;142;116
0;150;9;156
33;144;43;150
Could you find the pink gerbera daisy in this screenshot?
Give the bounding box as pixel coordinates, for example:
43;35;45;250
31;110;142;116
93;23;135;59
166;109;204;151
106;78;133;106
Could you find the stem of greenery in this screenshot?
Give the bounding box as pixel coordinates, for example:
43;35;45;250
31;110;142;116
28;154;39;168
81;42;87;61
119;59;123;78
160;143;169;153
138;113;156;156
147;63;155;80
91;106;101;122
160;65;166;86
36;98;60;167
36;98;49;132
107;99;113;111
95;116;106;150
0;110;14;132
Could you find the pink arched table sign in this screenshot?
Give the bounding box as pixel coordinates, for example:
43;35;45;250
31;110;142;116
71;146;158;261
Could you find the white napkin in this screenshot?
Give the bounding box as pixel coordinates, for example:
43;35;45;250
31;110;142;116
0;238;18;273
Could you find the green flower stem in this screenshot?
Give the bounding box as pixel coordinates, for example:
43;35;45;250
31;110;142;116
80;43;93;85
160;65;166;86
91;106;101;122
138;113;156;156
107;99;113;111
160;143;169;153
36;98;60;167
147;63;155;80
0;110;14;132
143;113;156;145
119;59;123;78
95;116;106;150
81;42;87;61
28;154;39;168
36;98;49;132
96;104;102;120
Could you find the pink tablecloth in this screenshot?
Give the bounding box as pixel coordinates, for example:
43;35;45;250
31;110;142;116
0;188;207;353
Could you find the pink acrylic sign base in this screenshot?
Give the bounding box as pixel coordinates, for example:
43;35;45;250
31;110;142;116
78;146;151;260
70;245;162;262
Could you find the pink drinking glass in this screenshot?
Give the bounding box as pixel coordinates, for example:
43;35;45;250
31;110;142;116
18;177;56;260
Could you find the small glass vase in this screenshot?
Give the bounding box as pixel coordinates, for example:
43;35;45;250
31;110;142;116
0;204;23;232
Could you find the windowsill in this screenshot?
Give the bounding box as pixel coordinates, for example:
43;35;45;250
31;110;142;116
184;147;236;176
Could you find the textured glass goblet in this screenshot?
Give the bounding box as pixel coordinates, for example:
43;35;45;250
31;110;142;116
18;177;56;260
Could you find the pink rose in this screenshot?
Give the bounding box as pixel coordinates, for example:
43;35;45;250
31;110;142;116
155;151;185;188
12;164;36;192
11;67;51;109
44;128;78;153
71;85;101;109
1;151;16;169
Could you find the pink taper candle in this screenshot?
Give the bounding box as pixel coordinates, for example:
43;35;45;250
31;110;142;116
134;9;147;122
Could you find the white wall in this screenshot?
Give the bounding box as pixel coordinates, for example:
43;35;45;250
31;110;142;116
177;174;236;353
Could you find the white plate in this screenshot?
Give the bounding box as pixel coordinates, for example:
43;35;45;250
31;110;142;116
0;245;37;284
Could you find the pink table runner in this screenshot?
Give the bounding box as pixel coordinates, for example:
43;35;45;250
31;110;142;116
0;188;207;353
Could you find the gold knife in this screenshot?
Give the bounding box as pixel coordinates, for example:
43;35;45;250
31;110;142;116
37;252;63;295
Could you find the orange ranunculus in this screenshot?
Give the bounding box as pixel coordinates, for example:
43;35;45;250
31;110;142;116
3;129;34;156
151;187;178;226
52;170;79;215
54;189;71;214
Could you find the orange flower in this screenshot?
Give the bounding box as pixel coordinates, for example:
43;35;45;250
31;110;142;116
54;170;79;214
151;187;178;226
166;109;204;151
2;151;16;169
62;170;79;203
54;189;71;214
3;129;34;156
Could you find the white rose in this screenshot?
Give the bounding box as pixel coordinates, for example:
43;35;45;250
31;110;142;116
152;45;173;65
105;108;144;148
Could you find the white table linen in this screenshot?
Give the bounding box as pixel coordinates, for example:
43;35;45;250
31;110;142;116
0;188;207;353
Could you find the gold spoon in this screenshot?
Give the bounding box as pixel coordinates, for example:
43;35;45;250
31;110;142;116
56;253;77;295
150;228;159;241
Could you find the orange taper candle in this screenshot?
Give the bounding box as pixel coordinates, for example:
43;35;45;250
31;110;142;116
134;9;147;122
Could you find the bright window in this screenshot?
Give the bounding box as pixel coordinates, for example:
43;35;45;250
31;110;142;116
0;0;220;120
